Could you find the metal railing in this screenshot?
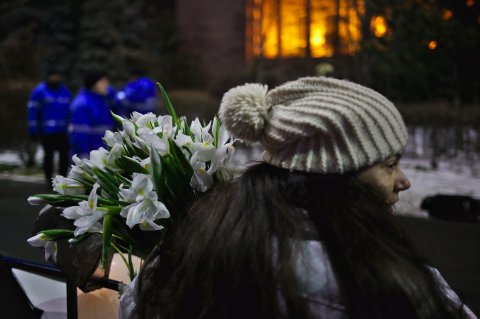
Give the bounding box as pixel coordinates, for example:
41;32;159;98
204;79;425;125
0;255;122;319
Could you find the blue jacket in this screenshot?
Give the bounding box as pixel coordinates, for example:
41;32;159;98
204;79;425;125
27;82;72;135
106;85;124;116
68;89;115;158
119;77;158;116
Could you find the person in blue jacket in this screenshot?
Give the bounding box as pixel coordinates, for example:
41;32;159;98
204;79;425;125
27;68;72;186
105;85;124;116
69;70;115;159
117;69;158;116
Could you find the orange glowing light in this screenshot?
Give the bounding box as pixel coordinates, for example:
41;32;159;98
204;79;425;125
466;0;475;7
428;40;437;50
247;0;364;59
371;16;388;38
442;9;453;20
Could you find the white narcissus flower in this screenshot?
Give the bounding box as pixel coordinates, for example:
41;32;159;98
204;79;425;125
158;115;173;139
201;121;214;144
120;192;170;231
174;132;193;150
122;119;137;139
132;134;149;152
62;183;105;236
106;144;123;169
67;165;86;181
103;130;124;148
212;117;231;147
192;141;216;162
211;118;236;169
130;111;143;123
190;152;213;192
28;196;47;205
189;119;216;162
208;144;234;174
191;119;214;144
68;154;96;183
88;147;109;168
72;154;93;174
135;113;157;129
118;174;153;203
52;175;85;195
189;126;235;193
140;157;151;171
27;233;58;262
190;118;203;142
119;174;170;230
142;130;169;156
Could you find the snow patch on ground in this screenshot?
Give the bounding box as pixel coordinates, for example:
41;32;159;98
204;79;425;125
395;158;480;217
1;147;479;218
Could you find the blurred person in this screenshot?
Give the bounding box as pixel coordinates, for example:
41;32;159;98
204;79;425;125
69;69;115;159
119;77;477;319
27;68;72;186
106;85;124;116
117;69;158;116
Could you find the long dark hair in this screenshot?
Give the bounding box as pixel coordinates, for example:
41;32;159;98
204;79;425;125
135;162;464;318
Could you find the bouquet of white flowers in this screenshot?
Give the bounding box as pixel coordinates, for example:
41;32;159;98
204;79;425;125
27;85;236;282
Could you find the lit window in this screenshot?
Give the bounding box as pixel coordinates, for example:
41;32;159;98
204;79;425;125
246;0;365;59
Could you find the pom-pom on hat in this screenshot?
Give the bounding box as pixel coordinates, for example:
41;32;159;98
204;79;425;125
219;76;408;174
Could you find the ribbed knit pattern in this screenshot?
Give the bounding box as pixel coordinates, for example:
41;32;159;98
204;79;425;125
220;76;408;174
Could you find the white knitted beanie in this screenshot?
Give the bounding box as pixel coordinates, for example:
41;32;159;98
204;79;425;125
219;76;408;174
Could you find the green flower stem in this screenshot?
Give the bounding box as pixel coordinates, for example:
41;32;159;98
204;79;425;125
127;245;136;279
102;214;113;270
214;117;220;148
33;194;117;206
111;241;136;281
98;206;123;214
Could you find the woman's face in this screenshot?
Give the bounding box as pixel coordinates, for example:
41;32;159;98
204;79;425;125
356;155;411;212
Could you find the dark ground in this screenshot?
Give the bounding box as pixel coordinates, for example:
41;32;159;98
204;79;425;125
0;178;479;315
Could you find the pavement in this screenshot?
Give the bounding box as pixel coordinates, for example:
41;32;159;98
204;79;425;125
0;177;48;263
0;177;479;315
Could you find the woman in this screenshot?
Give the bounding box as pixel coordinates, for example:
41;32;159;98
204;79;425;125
119;77;476;318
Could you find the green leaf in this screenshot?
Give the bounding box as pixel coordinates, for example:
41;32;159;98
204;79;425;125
168;139;194;179
118;155;149;174
92;167;120;197
181;117;193;138
105;167;132;187
31;193;118;208
41;229;74;240
123;140;136;157
149;148;172;206
110;111;125;127
162;155;195;204
157;83;181;128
